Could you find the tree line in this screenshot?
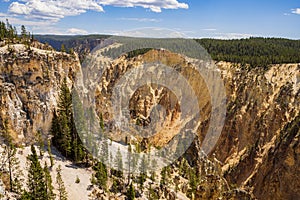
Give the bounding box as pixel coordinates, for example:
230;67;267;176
0;20;33;44
196;37;300;68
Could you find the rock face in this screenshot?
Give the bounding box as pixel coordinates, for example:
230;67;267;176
0;43;80;142
93;48;299;199
93;49;212;148
216;62;300;199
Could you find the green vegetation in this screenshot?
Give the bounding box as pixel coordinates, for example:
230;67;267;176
92;162;108;190
56;165;68;200
126;183;135;200
196;37;300;68
0;20;18;42
44;162;56;200
50;78;85;162
126;48;152;58
0;20;32;44
0;119;23;194
25;145;48;200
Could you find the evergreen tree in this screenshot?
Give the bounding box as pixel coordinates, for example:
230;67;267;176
93;162;108;190
51;78;84;161
114;147;123;178
44;162;55;200
0;119;23;194
47;139;54;167
160;166;170;188
60;44;66;52
56;165;68;200
26;145;47;200
21;25;27;39
72;89;86;162
126;183;135;200
36;130;44;156
59;112;72;157
138;154;148;190
188;167;198;197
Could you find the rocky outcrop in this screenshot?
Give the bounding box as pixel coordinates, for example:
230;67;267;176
0;43;80;142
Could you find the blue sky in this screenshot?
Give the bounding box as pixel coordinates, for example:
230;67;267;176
0;0;299;39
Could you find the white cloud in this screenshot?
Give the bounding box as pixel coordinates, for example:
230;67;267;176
212;32;254;39
98;0;188;12
67;28;88;35
7;0;188;22
0;12;53;26
202;28;217;31
9;2;31;15
8;0;104;21
118;17;161;22
292;8;300;15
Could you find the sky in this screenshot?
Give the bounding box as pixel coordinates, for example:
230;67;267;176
0;0;299;39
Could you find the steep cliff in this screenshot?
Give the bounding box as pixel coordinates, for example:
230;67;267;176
0;43;80;143
92;48;299;199
217;62;300;199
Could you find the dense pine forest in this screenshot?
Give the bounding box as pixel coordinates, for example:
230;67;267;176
196;37;300;68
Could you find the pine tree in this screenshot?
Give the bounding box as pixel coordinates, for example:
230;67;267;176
52;78;72;158
36;130;44;156
0;119;23;194
160;166;170;188
51;78;85;162
56;165;68;200
60;44;66;52
44;162;55;200
47;139;54;167
126;144;132;184
126;183;135;200
27;145;47;200
93;162;108;190
114;147;123;178
138;154;148;189
71;89;86;162
59;112;72;157
21;25;27;39
188;167;198;197
100;137;109;164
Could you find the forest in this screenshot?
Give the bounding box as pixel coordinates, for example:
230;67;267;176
196;37;300;68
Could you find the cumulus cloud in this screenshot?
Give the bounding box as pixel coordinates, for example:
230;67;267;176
292;8;300;15
8;0;104;21
8;0;188;22
98;0;188;12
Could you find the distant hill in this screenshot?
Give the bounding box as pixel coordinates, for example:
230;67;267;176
35;35;300;67
35;35;110;62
